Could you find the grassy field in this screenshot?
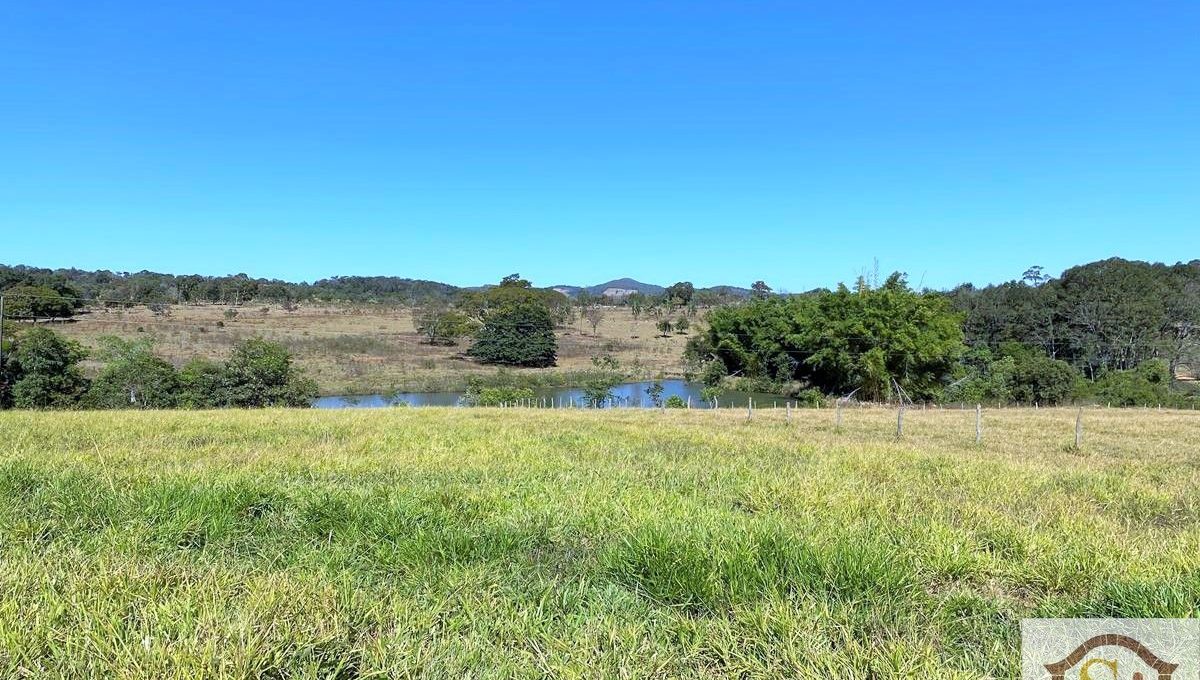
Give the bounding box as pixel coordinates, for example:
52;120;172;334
49;303;696;395
1;407;1198;678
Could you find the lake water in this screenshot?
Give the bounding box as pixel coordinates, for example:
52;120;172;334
313;379;784;409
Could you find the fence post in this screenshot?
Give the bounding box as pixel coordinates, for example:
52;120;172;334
747;398;753;422
975;404;982;445
786;401;791;425
835;400;843;432
896;404;905;438
687;396;691;409
1075;407;1083;448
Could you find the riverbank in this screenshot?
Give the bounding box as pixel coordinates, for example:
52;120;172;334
314;378;787;409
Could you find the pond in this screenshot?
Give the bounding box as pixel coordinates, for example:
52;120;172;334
313;379;785;409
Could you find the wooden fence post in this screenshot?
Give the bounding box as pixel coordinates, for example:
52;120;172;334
1075;408;1083;448
975;404;982;445
896;404;905;438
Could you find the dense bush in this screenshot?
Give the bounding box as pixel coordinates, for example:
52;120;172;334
85;337;181;409
690;273;963;401
221;338;319;408
945;344;1077;406
0;328;318;411
468;300;557;367
7;327;89;408
1086;360;1175;407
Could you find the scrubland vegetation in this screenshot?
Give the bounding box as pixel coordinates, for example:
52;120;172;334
4;258;1198;408
1;407;1197;677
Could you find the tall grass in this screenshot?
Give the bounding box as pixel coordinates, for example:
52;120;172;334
0;407;1197;677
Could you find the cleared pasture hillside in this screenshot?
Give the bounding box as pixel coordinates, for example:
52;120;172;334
47;303;695;394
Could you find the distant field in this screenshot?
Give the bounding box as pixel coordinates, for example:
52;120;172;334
2;407;1198;677
47;303;697;394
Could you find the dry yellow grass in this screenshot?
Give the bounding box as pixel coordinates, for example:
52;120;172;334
48;303;698;394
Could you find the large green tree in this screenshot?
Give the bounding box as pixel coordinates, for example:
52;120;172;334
464;276;558;367
8;327;89;408
692;273;964;400
468;300;557;367
1;285;76;319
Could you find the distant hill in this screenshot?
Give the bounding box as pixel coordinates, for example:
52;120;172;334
551;279;753;299
550;279;663;298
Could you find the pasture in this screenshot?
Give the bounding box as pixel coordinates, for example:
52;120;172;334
49;303;695;395
1;407;1198;677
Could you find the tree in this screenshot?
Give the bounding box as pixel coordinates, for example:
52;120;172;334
751;281;773;299
85;336;180;409
416;304;476;346
628;293;646;320
582;374;621;407
675;317;690;334
8;327;88;408
1;285;75;319
1021;265;1049;287
222;338;318;407
468;300;557;367
656;319;674;336
645;381;665;407
583;306;605;335
665;282;695;306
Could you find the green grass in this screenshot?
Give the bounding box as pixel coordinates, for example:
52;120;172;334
1;407;1198;677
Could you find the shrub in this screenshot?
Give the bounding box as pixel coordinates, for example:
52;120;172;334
85;337;180;409
665;395;687;408
221;338;319;408
1091;360;1173;407
462;386;535;407
794;388;824;408
582;375;622;407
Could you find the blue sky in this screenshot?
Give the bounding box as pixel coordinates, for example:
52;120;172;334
3;1;1198;291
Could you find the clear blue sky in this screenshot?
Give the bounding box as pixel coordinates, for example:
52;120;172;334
3;1;1198;291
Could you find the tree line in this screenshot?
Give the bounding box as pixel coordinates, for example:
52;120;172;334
0;265;747;311
687;258;1200;407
